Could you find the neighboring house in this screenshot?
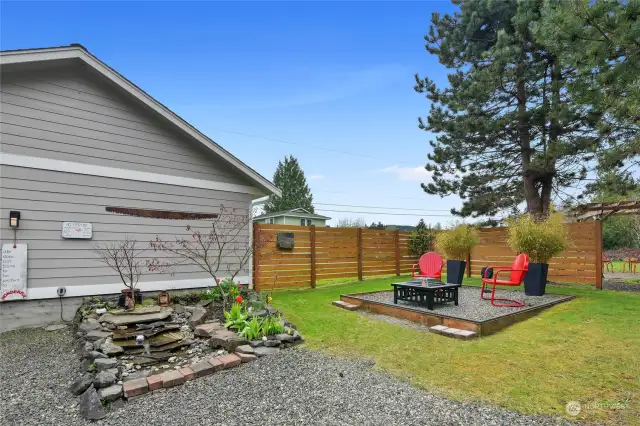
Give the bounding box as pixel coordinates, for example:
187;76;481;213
0;45;280;329
253;208;331;226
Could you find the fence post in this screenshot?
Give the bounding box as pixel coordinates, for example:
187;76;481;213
310;225;316;288
595;220;603;289
252;222;260;292
394;230;400;276
466;252;471;278
357;228;363;281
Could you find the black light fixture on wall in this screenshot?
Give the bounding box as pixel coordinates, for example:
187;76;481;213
9;211;21;228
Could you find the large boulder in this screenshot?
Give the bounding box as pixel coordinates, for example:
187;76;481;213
69;373;95;396
93;371;117;389
208;330;248;352
193;322;223;337
94;358;118;371
84;351;109;361
79;322;102;333
254;346;280;357
98;384;123;403
85;330;112;341
79;386;107;420
99;340;124;356
188;306;208;327
276;333;295;343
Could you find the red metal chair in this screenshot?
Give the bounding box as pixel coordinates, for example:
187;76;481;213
626;250;640;273
480;253;529;307
412;252;444;280
602;254;614;273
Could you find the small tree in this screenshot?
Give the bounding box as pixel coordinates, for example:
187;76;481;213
336;217;367;228
148;206;270;310
265;155;315;213
94;237;144;310
507;211;569;264
408;219;435;256
435;224;479;261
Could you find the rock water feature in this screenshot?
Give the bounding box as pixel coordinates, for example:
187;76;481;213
71;296;303;420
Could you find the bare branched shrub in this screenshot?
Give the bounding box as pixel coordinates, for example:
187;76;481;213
148;205;272;310
94;237;144;309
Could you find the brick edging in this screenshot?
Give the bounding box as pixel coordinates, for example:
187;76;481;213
123;353;249;398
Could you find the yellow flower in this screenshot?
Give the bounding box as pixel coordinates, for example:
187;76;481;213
267;296;273;304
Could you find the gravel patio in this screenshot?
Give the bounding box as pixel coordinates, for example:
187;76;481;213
353;286;573;321
0;327;577;426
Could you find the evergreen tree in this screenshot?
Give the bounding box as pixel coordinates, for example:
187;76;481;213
409;218;435;255
415;0;602;217
265;155;315;213
537;0;640;173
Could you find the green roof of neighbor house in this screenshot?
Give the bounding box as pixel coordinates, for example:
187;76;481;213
253;208;331;220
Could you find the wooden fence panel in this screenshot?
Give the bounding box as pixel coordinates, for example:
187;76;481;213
254;221;602;290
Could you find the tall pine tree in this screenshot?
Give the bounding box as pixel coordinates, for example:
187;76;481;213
265;155;315;213
415;0;602;217
536;0;639;174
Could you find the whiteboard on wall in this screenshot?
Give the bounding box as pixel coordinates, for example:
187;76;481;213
62;222;93;239
1;244;28;301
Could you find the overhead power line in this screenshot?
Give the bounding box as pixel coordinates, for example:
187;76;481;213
316;209;453;217
213;128;414;164
314;202;451;212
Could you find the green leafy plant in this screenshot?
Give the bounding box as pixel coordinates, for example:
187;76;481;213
200;278;240;303
200;287;221;301
435;224;479;260
223;302;248;330
261;314;284;336
507;211;570;264
239;316;263;340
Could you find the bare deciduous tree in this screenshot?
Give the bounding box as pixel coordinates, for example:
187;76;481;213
93;237;144;310
148;206;271;310
336;217;367;228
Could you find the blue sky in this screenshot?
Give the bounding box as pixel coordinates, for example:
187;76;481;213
0;1;461;226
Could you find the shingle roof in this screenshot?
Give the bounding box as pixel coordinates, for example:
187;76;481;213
253;208;331;220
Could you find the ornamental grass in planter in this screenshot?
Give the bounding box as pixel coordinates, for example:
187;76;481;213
435;224;479;284
507;211;570;296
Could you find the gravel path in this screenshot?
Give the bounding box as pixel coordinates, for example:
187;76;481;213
355;287;573;321
0;327;578;426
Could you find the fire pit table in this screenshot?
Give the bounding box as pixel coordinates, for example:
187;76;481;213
391;279;460;310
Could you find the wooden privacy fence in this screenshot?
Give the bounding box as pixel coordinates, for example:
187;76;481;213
253;221;603;291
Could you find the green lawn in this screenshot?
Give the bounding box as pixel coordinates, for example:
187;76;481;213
271;276;639;424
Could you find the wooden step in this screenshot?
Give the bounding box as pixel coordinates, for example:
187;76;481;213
332;300;358;311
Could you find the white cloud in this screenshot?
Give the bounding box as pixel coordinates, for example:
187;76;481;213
309;174;325;180
380;165;431;183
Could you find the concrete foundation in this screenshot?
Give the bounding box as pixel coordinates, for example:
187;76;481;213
0;296;84;333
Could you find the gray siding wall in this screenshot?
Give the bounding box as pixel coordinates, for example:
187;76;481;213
0;166;253;290
0;65;250;184
0;64;258;298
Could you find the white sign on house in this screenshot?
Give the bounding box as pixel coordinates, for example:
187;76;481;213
1;244;28;301
61;222;93;239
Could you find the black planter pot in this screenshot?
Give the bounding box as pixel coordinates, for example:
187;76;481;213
446;259;466;285
524;263;549;296
118;289;142;307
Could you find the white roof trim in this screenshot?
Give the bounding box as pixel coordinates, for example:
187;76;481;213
0;46;281;197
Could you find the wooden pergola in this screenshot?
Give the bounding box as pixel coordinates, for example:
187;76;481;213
569;200;640;221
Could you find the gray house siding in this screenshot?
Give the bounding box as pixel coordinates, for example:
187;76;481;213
0;166;252;294
0;64;258;302
0;65;251;184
